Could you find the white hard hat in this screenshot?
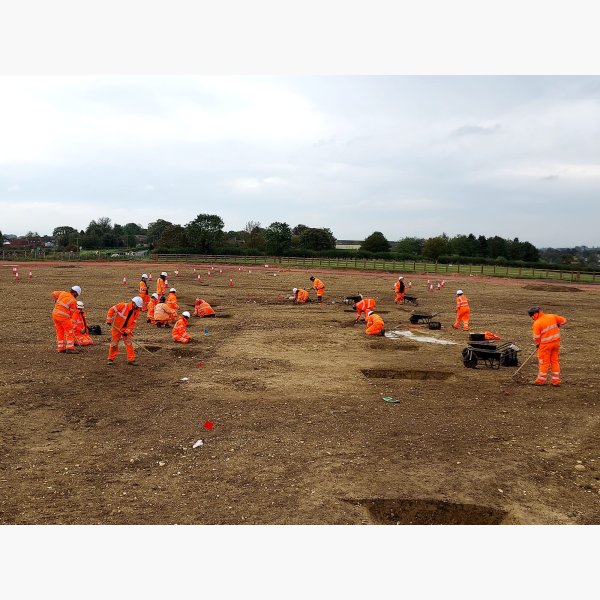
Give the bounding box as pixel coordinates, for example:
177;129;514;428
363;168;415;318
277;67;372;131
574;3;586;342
456;289;463;295
292;288;298;293
71;285;82;295
142;273;148;278
161;271;168;277
398;276;404;280
76;300;84;309
151;293;158;299
132;296;143;308
170;287;176;292
182;311;190;318
367;310;374;316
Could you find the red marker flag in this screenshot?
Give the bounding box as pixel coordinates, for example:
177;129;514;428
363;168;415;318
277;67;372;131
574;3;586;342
203;420;214;430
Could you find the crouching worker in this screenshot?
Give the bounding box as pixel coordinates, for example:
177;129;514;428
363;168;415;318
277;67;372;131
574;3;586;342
194;297;216;317
354;295;376;323
154;295;177;327
172;311;193;344
147;293;159;324
365;310;385;336
72;300;94;346
292;287;310;303
106;296;143;366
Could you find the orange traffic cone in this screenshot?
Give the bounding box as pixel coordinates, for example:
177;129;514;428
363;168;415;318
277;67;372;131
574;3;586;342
15;272;20;280
148;274;153;281
197;274;201;282
122;276;127;285
28;271;33;280
229;278;233;287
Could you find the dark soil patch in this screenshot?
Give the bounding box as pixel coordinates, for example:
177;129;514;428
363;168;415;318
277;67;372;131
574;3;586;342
361;368;454;381
369;341;418;351
522;284;582;292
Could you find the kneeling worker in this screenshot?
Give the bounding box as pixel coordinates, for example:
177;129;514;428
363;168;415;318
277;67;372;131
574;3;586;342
72;300;94;346
194;297;216;317
365;310;385;336
173;311;193;344
154;295;177;328
292;287;310;303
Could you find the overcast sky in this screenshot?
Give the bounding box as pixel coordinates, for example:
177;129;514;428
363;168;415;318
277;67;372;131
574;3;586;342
1;75;599;248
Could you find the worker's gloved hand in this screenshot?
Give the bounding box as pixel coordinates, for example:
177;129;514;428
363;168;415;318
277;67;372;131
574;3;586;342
123;328;132;336
105;321;111;325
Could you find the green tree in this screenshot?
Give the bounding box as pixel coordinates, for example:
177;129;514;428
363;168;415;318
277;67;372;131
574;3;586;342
53;226;78;249
147;219;173;247
185;213;225;253
394;237;424;256
487;235;508;259
265;222;292;255
360;231;390;253
243;221;266;252
123;222;144;246
298;227;336;251
292;224;309;236
422;234;450;260
85;217;115;248
158;224;189;249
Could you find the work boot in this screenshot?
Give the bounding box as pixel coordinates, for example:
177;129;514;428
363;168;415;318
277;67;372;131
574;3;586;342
65;348;79;354
127;360;139;366
107;359;114;366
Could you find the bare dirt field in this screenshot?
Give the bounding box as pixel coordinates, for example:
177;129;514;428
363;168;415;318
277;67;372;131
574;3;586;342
1;261;599;524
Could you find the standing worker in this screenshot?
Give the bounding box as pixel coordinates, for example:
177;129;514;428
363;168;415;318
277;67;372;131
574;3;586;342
106;296;143;366
51;285;82;353
72;300;94;346
292;287;310;303
394;276;406;304
453;289;470;331
156;271;168;299
139;274;150;311
365;310;385;336
353;295;376;323
166;287;180;313
172;311;193;344
529;306;567;387
309;275;325;303
147;293;159;324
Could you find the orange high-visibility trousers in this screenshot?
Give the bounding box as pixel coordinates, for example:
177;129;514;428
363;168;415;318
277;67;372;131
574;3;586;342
453;307;470;331
108;330;135;362
535;341;561;386
53;315;75;352
394;292;405;304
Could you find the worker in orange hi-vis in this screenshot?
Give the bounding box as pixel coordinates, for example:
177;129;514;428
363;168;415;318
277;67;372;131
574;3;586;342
172;311;193;344
453;289;470;331
51;285;82;353
72;300;94;346
394;276;406;304
139;274;150;311
292;287;310;303
147;293;159;324
529;306;567;387
194;297;216;317
154;295;177;328
353;295;376;323
105;296;143;366
156;271;168;299
365;310;385;336
309;275;325;302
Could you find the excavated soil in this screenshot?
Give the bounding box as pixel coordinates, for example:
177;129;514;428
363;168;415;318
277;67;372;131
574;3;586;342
1;262;599;524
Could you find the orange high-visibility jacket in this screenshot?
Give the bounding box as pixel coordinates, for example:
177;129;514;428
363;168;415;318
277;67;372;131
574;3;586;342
366;312;385;331
166;292;179;310
106;301;140;335
139;279;149;296
394;280;405;294
456;295;469;310
172;317;189;338
355;298;375;318
157;277;168;298
312;278;325;292
72;308;89;335
532;312;567;346
154;302;176;322
194;298;216;317
295;288;310;303
147;296;158;319
51;290;78;321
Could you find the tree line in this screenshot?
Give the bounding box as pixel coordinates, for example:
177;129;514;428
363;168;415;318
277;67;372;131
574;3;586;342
4;214;594;269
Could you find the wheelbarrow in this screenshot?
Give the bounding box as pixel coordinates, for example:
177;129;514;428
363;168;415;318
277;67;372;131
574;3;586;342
403;294;419;306
408;310;441;329
461;340;521;369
